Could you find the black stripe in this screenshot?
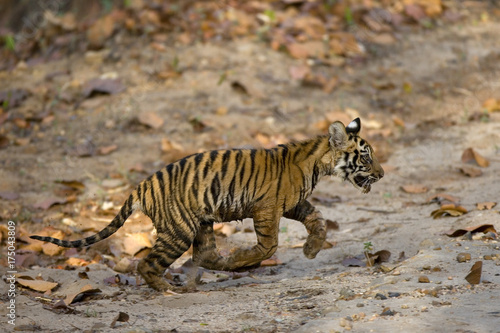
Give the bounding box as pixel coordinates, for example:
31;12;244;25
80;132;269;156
221;150;231;180
194;152;203;167
210;173;221;205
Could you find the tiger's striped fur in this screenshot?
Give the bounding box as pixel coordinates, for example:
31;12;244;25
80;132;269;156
31;118;384;291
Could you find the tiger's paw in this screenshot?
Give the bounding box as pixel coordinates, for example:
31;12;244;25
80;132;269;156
303;235;325;259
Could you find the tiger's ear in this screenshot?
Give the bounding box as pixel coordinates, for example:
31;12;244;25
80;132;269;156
328;121;348;149
345;118;361;135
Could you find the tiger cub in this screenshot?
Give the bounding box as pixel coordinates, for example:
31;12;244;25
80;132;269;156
31;118;384;291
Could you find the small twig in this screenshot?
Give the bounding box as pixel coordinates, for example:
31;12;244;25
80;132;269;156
357;207;397;214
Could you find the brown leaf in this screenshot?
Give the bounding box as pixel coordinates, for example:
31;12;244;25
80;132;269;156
87;15;115;49
260;256;283;267
82;78;125;98
445;224;497;237
465;261;482;285
287;41;325;59
289;65;310;80
326;219;339;230
401;184;428;194
33;197;68;210
54;180;85;191
458;165;482;177
122;233;152;256
373;250;391;263
65;284;102;305
161;138;183;153
17;277;58;292
476;202;497;210
0;134;9;149
405;4;427;21
98;144;118;155
483;98;500;112
431;204;467;219
188;117;208;132
110;312;130;328
461;148;490;167
137;112;164;129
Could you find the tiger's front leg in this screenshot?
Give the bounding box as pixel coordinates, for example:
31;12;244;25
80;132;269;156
284;200;326;259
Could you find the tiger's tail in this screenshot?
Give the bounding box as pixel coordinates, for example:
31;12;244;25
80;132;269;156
30;191;138;248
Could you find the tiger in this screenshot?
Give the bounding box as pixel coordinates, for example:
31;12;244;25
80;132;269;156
31;118;384;291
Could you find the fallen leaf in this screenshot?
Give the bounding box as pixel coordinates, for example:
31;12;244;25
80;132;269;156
260;256;283;267
311;194;341;206
137;112;164;129
465;261;482;285
161;138;184;152
110;312;130;328
401;184;428;194
54;180;85;192
458;165;482;177
0;135;9;149
372;250;391;264
476;202;497;210
87;15;115;49
98;144;118;155
82;78;125;98
65;284;102;305
66;257;90;267
341;257;366;267
188;117;208;132
122;233;152;256
17;277;58;292
483;98;500;112
326;219;339;230
426;193;459;204
289;65;310;80
431;204;467;219
0;191;20;200
405;4;427;21
445;224;497;237
461;147;490;167
230;81;249;95
33;197;68;210
66;140;96;157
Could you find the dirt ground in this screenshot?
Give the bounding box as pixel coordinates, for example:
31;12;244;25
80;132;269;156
1;13;500;333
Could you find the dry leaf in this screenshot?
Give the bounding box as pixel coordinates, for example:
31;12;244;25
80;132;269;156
476;202;497;210
461;148;490;167
465;261;482;285
161;138;183;152
98;144;118;155
17;278;58;292
33;197;68;210
122;233;152;256
483;98;500;112
64;284;102;305
260;256;283;267
87;15;115;49
458;165;482;177
445;224;497;237
431;204;467;219
110;312;130;328
66;257;90;267
54;180;85;191
137;112;164;129
401;184;428;194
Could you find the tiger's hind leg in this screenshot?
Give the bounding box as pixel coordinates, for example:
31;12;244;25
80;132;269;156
138;231;194;291
284;200;326;259
192;222;225;269
194;209;280;271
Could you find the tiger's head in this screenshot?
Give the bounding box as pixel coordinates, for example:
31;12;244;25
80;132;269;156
328;118;384;193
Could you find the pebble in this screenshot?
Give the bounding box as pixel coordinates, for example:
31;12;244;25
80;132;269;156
388;292;401;298
375;293;387;300
101;179;124;188
356;303;365;308
381;307;396;316
484;255;493;260
456;253;471;263
418;275;430;283
401;304;409;309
